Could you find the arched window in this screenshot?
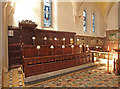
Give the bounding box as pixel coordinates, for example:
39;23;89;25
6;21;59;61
43;0;52;27
92;13;95;32
83;10;87;31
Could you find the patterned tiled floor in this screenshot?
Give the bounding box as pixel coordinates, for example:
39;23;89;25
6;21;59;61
27;64;119;87
3;67;24;87
2;63;120;88
24;63;96;83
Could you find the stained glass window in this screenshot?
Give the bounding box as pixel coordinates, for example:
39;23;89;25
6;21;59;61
43;0;52;27
92;13;95;32
83;10;87;31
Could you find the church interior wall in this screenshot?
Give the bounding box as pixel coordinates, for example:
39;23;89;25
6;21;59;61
7;1;105;38
9;0;41;29
6;2;119;33
57;2;75;32
75;2;104;37
106;2;118;31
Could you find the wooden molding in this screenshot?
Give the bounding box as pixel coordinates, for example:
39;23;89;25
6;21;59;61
19;20;38;28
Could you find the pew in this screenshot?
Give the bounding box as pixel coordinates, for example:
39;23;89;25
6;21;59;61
23;51;93;77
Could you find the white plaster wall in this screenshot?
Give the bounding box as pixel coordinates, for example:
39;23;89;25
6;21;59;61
57;2;75;32
75;2;104;37
8;0;41;29
8;2;104;37
106;2;118;30
8;0;58;31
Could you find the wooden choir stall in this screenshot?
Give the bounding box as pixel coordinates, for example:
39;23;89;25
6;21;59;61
8;20;94;78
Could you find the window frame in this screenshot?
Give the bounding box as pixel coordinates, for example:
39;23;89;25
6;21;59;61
83;10;87;32
92;13;95;33
42;0;53;28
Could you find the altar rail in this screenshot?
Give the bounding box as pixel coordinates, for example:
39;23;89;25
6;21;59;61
23;52;94;77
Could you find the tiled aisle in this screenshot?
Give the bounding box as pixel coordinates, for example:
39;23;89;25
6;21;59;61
2;63;120;88
27;65;119;87
24;63;96;83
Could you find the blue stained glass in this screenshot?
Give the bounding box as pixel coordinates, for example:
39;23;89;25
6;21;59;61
92;13;95;32
83;10;87;31
43;0;51;27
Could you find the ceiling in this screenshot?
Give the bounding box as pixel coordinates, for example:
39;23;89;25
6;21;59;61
95;2;115;17
71;1;115;18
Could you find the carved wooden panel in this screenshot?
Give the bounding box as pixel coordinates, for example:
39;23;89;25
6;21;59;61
35;29;76;46
23;52;93;77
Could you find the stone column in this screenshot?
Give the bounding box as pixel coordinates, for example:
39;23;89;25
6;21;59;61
2;2;8;73
0;2;9;88
0;1;2;88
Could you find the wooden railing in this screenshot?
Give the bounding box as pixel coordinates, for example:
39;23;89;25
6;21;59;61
23;52;93;77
